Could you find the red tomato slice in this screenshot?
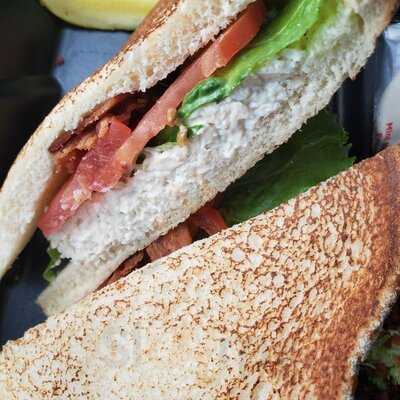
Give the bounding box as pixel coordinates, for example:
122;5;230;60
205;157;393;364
38;118;131;236
189;206;227;236
39;1;266;236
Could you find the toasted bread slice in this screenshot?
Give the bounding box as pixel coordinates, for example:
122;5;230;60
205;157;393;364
2;145;400;399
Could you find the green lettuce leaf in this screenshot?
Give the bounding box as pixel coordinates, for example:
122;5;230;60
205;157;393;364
222;0;324;92
149;126;179;147
43;248;61;283
362;329;400;391
179;0;325;120
149;125;203;147
220;111;354;226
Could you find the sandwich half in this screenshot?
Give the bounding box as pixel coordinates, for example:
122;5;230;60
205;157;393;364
0;0;397;313
2;145;400;399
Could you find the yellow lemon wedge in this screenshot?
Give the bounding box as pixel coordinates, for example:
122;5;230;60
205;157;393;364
40;0;157;30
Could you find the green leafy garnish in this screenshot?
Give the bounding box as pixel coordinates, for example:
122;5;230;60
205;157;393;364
149;125;204;147
179;77;227;120
43;248;62;283
179;0;326;119
221;0;324;92
363;330;400;391
220;111;354;226
149;126;179;147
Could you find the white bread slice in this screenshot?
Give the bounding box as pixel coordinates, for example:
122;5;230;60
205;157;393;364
2;145;400;399
0;0;256;277
38;0;399;315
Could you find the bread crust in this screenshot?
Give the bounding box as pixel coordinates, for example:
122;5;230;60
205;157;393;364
2;146;400;399
127;0;181;45
314;146;400;398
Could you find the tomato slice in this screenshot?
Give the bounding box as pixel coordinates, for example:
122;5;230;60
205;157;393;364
39;1;266;236
38;118;131;236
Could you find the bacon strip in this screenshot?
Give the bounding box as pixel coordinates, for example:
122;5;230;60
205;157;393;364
99;251;144;289
146;223;193;262
54;149;86;175
99;206;227;289
50;95;147;155
48;94;128;154
49;131;72;153
189;205;227;236
76;94;129;133
38;118;132;236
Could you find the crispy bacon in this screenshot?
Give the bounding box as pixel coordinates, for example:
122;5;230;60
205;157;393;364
57;129;97;156
49;131;71;153
98;251;144;289
189;206;227;236
99;205;227;289
50;96;150;178
48;95;128;154
54;149;86;175
146;223;193;262
77;93;129;133
53;123;106;176
38;118;132;236
49;95;148;153
115;98;148;125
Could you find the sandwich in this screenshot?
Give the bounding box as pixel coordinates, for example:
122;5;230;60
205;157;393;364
1;144;400;399
39;109;356;314
0;0;397;315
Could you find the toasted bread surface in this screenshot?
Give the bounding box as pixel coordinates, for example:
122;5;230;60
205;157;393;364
1;146;400;399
